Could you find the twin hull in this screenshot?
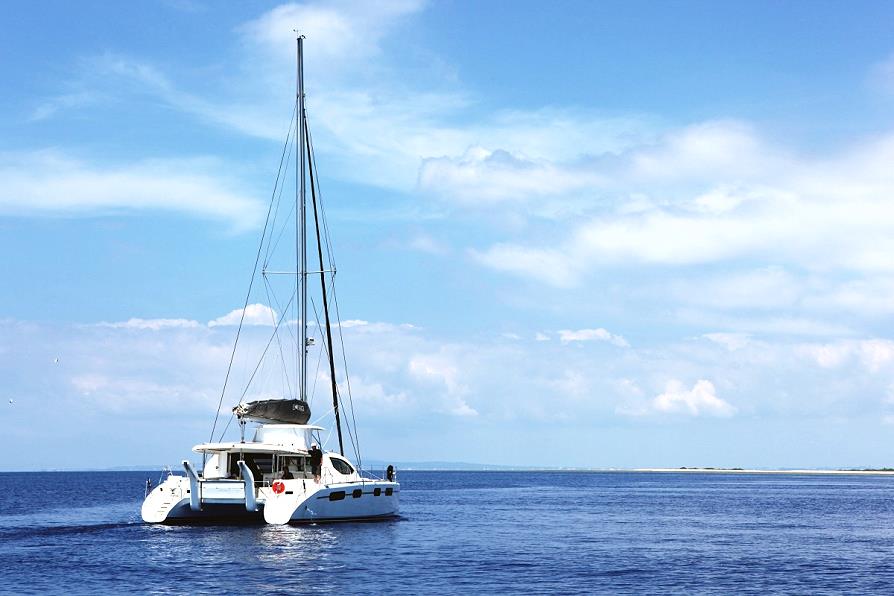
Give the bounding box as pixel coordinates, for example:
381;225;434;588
142;475;399;524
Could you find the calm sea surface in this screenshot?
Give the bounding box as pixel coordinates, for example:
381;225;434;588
2;470;894;594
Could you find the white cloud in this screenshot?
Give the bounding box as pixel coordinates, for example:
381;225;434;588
97;318;201;331
471;244;579;288
559;328;629;347
237;0;425;79
471;124;894;292
407;233;450;255
419;146;603;204
802;277;894;316
10;312;894;469
675;311;852;337
28;2;894;301
30;91;101;122
339;319;369;328
407;352;478;417
645;379;737;417
341;375;408;411
208;303;278;327
71;373;211;412
0;150;263;229
869;52;894;95
450;399;479;417
408;353;461;394
549;369;591;399
669;268;801;311
630;121;779;182
86;52;286;140
52;4;656;197
616;377;644;397
800;339;894;372
535;332;550;341
703;333;752;351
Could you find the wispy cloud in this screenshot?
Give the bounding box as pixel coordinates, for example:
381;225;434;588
558;327;629;347
0;150;263;229
868;52;894;95
42;2;655;198
30;91;102;122
97;318;201;331
468;123;894;326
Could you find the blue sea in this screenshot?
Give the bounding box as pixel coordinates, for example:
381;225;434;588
2;470;894;594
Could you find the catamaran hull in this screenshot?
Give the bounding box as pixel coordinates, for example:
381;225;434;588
267;482;399;525
163;502;265;524
141;476;399;525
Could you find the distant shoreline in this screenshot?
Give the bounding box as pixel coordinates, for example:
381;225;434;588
632;468;894;475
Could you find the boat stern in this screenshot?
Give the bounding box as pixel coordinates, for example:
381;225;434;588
141;474;190;523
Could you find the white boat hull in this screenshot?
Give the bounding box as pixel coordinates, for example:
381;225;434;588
262;480;399;524
141;475;399;525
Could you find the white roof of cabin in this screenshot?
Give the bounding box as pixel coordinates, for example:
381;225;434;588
192;442;307;454
193;424;325;454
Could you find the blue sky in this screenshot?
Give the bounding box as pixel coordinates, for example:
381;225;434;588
4;0;894;470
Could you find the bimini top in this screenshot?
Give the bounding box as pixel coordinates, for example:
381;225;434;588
191;441;306;454
233;398;310;424
193;424;324;454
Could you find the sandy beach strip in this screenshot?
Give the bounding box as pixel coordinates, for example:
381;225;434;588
631;468;894;475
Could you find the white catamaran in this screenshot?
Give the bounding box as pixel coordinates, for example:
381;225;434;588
141;36;400;525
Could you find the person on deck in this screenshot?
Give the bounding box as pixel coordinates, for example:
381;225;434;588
309;444;323;484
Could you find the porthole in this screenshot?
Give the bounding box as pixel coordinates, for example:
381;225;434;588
373;488;381;496
385;487;393;496
352;489;362;498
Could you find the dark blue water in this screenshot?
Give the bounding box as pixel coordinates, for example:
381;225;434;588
2;471;894;594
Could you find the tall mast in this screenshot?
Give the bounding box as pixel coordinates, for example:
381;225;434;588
297;35;307;402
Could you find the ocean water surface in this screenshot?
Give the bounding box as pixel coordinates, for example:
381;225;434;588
2;470;894;594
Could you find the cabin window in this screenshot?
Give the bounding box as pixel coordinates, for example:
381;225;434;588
329;491;346;501
385;487;393;496
227;455;240;478
329;457;354;475
352;488;362;498
251;454;274;474
229;453;274;479
374;488;381;496
277;456;307;478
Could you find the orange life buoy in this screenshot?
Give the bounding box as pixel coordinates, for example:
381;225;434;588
272;480;285;494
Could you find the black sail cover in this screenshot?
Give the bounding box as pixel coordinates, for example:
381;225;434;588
233;399;311;424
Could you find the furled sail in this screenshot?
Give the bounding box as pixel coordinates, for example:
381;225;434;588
233;399;311;424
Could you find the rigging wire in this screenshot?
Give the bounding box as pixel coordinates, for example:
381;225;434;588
266;199;297;268
264;276;298;354
262;274;294;400
208;106;296;448
217;288;297;442
235;289;297;404
307;125;336;269
331;284;363;468
263;105;297;268
308;293;326;404
212;96;363;470
306;120;362;467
